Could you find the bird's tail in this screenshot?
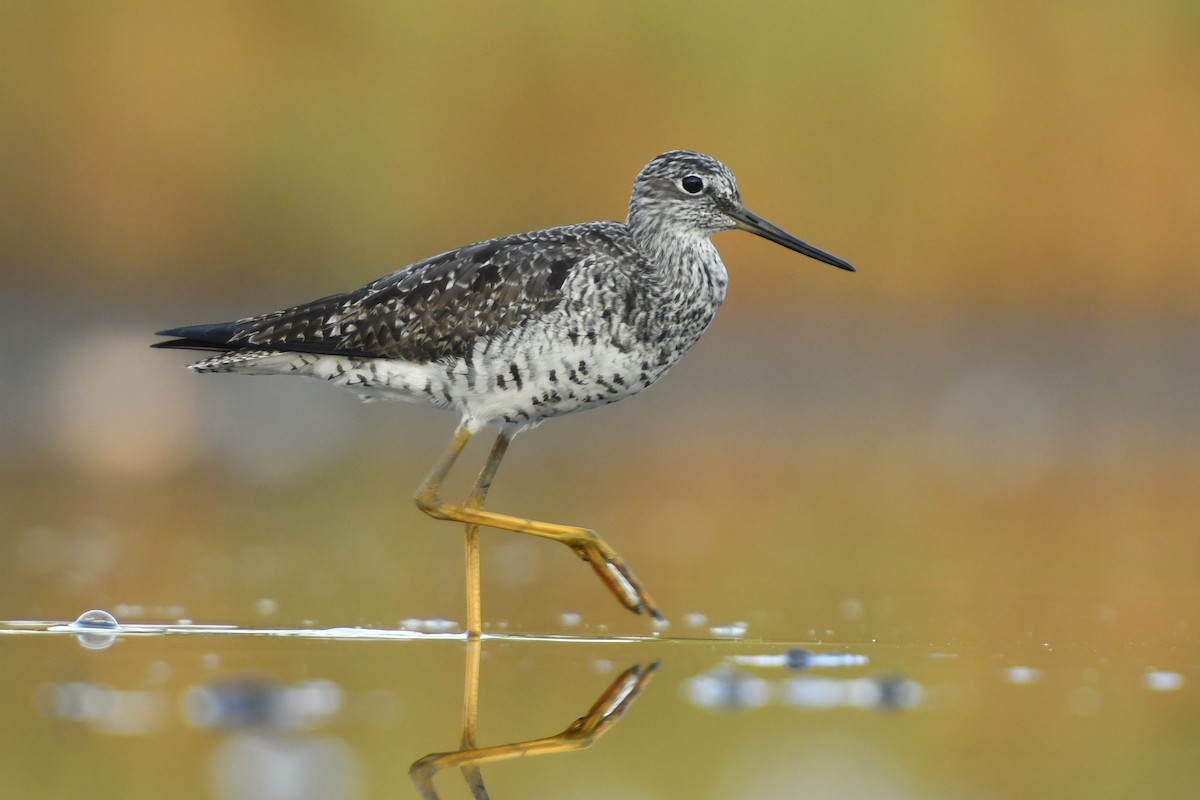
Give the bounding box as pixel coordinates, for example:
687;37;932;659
151;322;240;352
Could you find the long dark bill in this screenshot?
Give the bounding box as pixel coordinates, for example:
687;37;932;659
729;206;856;272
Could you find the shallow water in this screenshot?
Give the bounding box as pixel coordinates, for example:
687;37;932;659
3;309;1197;797
2;614;1195;800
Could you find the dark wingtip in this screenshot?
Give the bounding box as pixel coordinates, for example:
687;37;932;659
151;322;239;352
150;338;220;351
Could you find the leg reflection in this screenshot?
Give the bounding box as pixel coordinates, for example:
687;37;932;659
409;644;658;800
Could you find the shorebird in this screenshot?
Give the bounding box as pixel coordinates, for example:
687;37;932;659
154;150;854;633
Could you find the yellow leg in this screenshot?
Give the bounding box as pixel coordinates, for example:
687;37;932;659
457;638;487;799
415;424;661;620
461;432;510;638
409;661;659;800
456;440;511;797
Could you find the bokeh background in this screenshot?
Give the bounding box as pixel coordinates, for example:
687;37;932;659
3;3;1199;799
4;0;1199;655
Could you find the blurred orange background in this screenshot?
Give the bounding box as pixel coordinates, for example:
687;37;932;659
2;5;1199;799
1;1;1196;640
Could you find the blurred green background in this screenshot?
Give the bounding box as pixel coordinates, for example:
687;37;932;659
1;1;1197;640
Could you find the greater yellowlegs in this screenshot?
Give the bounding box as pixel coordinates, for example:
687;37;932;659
154;150;855;632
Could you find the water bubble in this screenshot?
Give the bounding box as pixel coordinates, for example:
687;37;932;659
255;598;279;618
73;609;118;630
558;612;582;629
68;609;119;650
684;612;707;628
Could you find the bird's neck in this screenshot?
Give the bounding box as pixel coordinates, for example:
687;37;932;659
629;218;728;302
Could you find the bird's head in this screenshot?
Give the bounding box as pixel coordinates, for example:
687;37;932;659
629;150;855;272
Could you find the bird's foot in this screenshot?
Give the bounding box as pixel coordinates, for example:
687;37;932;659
568;534;662;620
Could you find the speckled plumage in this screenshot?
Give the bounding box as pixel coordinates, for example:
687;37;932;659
156;151;852;432
154;150;854;625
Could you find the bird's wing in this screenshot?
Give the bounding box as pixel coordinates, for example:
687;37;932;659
158;222;634;362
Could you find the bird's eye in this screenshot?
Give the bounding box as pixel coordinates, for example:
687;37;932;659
680;175;705;194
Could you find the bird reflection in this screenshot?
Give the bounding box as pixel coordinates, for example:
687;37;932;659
409;640;657;800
